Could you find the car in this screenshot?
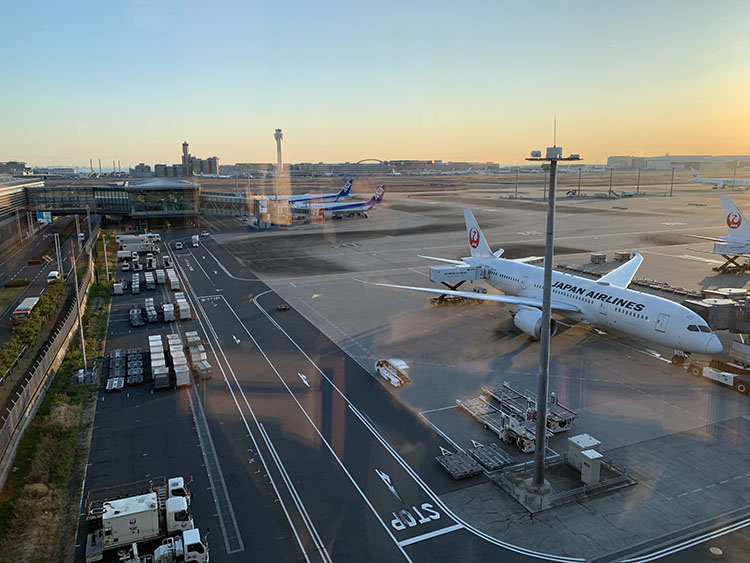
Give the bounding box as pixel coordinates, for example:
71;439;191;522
162;255;171;267
121;262;131;271
47;270;61;283
277;304;290;311
175;242;183;250
201;230;210;237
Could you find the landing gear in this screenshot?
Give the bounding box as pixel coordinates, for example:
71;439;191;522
671;350;690;366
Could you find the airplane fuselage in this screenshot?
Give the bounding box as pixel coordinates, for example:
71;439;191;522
467;256;720;354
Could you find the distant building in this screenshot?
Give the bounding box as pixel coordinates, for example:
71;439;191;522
0;161;30;176
154;164;183;177
129;163;152;178
607;154;750;171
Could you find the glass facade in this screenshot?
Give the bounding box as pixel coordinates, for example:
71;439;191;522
25;182;199;218
127;187;199;216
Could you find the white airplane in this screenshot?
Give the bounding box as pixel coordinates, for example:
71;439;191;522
691;168;750;189
689;196;750;255
307;185;385;219
270;179;353;204
373;209;722;355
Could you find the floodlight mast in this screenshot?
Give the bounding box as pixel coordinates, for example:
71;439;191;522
525;145;581;494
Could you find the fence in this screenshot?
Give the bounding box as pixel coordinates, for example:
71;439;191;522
0;226;98;488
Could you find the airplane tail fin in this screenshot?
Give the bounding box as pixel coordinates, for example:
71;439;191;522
720;196;750;237
336;179;353;201
366;185;386;207
691;168;700;178
463;209;493;258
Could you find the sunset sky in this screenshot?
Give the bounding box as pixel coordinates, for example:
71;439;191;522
2;1;749;167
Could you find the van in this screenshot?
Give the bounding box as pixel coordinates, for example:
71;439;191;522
47;270;60;284
131;251;139;261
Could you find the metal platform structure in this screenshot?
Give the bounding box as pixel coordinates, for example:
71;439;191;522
482;382;578;433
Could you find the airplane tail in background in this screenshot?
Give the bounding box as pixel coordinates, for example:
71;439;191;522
463;209;494;258
720;196;750;237
691;168;700;179
366;185;386;207
336;179;353;201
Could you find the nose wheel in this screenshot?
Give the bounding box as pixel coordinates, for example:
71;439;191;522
671;350;690;365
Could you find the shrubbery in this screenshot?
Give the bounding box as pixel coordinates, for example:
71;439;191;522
0;279;66;375
4;280;29;288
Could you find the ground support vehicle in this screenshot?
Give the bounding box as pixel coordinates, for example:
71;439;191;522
686;358;750;394
156;269;166;284
84;476;194;562
115;528;209;563
145;272;156;290
162;303;175;322
457;395;553;454
167;269;180;290
375;359;411;387
482;382;577;433
130;307;145;327
132;273;140;295
191;234;199;247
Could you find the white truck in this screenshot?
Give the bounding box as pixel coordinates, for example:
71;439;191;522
191;234;200;247
375;359;411;387
84;476;194;562
116;528;209;563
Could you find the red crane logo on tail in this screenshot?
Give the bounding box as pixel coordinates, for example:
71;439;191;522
727;212;742;230
469;228;480;248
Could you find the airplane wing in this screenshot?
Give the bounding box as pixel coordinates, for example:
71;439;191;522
687;234;725;243
597;252;643;288
371;282;581;313
418;255;467;265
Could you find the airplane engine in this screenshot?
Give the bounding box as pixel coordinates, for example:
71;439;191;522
513;308;558;340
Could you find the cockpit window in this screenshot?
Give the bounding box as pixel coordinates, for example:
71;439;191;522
698;326;712;333
687;325;699;332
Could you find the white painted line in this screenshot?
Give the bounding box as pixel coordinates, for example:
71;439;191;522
197;233;585;563
173;248;329;563
419;405;458;415
418;412;464;453
398;524;463;547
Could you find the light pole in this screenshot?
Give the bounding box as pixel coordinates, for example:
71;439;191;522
515;169;519;199
636;167;641;195
670;167;675;197
608;168;613;198
526;146;581;494
71;248;87;372
102;233;110;282
578;168;582;196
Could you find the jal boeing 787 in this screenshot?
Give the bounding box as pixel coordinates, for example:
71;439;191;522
691;168;750;189
374;209;722;355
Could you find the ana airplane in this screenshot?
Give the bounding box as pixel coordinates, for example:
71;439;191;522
374;209;722;355
691;168;750;189
307;185;385;219
272;179;353;204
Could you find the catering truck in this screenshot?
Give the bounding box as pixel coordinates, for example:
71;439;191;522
114;528;209;563
84;476;194;562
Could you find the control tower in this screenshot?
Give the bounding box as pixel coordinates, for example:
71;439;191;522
274;129;283;175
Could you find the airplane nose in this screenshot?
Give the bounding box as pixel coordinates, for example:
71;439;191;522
705;335;722;355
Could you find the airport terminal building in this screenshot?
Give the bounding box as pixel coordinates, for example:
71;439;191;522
25;178;200;224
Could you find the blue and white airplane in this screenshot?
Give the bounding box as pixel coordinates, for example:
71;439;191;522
374;209;722;355
273;179;353;204
307;185;385;219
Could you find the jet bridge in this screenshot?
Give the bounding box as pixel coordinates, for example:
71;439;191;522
429;264;486;302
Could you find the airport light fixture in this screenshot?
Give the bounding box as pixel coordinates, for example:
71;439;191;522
526;146;581;494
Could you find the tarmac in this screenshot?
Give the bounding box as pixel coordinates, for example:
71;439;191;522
78;178;750;562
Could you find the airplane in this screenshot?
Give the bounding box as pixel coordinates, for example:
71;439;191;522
691;168;750;189
271;179;353;204
306;185;385;219
193;172;233;179
372;209;722;355
688;195;750;255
